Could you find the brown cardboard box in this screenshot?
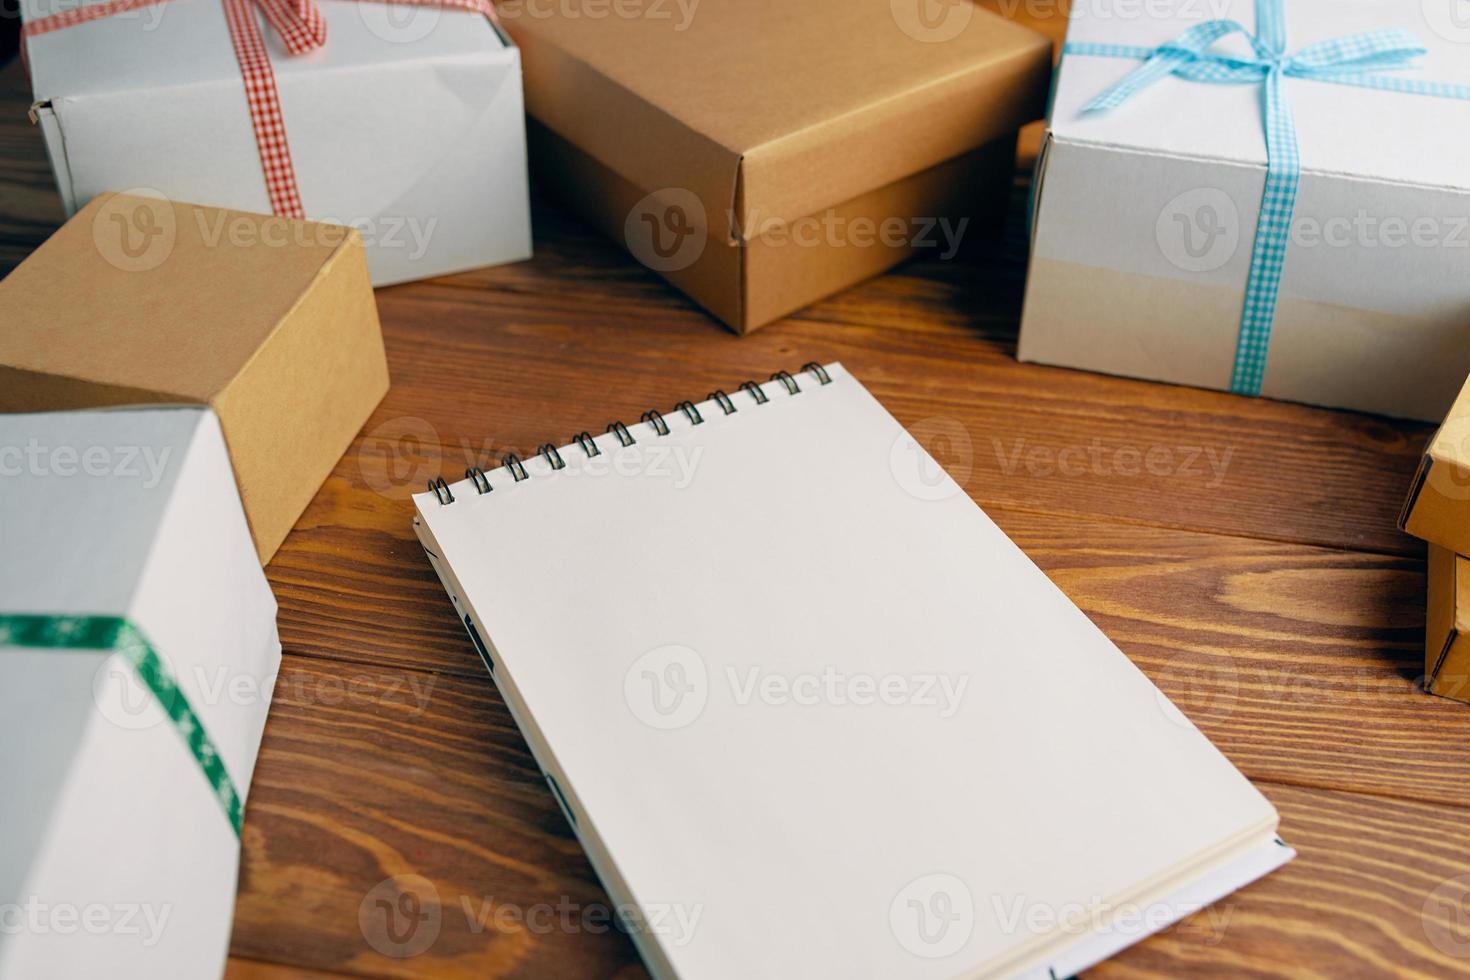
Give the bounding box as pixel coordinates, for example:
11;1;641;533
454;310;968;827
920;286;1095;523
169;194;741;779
0;192;389;564
1426;545;1470;702
504;0;1051;332
1401;374;1470;555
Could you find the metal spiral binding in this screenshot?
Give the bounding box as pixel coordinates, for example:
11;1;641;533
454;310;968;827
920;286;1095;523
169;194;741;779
642;409;670;436
608;421;635;447
739;380;769;405
574;431;601;457
771;370;800;395
435;364;831;503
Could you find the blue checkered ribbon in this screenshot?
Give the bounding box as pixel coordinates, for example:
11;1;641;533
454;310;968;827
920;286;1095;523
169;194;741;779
1064;0;1470;396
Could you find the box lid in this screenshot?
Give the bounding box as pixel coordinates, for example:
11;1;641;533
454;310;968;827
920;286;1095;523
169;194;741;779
21;0;507;99
0;192;352;402
505;0;1050;241
1050;0;1470;192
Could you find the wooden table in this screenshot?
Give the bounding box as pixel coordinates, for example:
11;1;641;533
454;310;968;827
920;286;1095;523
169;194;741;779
5;20;1470;976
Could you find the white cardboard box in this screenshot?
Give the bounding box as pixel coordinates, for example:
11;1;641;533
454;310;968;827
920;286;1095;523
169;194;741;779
0;407;280;979
22;0;531;286
1019;0;1470;421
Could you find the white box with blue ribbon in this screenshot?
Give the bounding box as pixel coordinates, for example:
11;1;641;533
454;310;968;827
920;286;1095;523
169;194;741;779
0;407;280;978
1019;0;1470;420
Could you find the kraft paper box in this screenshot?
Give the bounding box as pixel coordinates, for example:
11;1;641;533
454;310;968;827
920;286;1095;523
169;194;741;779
1019;0;1470;421
505;0;1051;333
0;407;280;978
1401;373;1470;555
0;192;389;564
1426;545;1470;703
22;0;531;286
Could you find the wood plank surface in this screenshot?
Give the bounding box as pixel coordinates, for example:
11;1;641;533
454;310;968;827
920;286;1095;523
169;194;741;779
1;4;1467;973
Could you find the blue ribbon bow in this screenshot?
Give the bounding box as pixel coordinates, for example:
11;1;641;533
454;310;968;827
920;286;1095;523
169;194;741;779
1065;0;1470;396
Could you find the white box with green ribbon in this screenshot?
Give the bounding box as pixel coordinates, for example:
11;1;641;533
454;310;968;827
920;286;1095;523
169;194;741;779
0;406;279;978
1019;0;1470;421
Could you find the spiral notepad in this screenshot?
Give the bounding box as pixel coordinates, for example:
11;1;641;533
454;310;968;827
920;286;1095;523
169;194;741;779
412;362;1291;979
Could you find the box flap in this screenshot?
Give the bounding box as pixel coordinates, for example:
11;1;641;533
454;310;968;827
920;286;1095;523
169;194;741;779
506;0;1049;242
1427;374;1470;476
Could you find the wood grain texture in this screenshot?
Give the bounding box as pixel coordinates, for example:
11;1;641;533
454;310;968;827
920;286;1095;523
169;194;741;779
0;14;1465;976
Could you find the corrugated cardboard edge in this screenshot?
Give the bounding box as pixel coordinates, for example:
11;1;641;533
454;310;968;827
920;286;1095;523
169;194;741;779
1426;545;1470;703
1401;387;1470;555
29;100;79;215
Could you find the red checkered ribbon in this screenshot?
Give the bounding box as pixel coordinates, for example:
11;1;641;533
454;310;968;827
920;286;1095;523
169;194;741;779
23;0;499;220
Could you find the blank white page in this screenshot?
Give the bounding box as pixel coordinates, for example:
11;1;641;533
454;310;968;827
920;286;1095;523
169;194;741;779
414;362;1281;979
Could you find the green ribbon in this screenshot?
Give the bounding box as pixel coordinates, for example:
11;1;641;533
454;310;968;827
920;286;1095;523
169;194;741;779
0;614;243;838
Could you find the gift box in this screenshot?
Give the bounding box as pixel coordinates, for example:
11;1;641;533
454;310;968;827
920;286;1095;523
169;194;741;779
1426;545;1470;702
1018;0;1470;421
1402;373;1470;556
21;0;531;286
0;406;279;978
504;0;1050;333
0;192;389;563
